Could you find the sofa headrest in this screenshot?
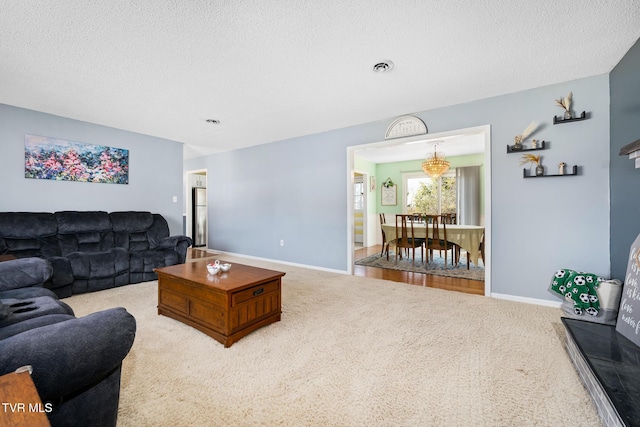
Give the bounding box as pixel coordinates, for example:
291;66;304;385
55;211;112;234
0;212;57;238
109;211;154;232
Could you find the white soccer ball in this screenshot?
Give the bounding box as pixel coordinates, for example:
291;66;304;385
574;276;586;286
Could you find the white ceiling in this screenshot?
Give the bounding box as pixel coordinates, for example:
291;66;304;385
1;1;639;160
355;130;486;163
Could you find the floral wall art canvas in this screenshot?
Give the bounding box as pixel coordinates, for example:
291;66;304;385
24;134;129;184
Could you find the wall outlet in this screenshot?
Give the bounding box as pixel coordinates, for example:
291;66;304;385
280;239;285;247
172;196;178;203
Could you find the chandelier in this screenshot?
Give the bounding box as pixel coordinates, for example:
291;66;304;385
422;145;450;178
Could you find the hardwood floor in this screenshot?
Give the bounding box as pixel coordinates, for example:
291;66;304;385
187;247;484;296
353;244;485;296
187;248;216;260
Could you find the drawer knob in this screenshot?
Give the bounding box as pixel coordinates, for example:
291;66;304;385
253;288;264;296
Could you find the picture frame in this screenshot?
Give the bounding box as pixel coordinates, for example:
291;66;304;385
24;134;129;184
381;184;397;206
370;176;376;192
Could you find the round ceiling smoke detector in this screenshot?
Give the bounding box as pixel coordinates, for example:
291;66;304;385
372;61;394;73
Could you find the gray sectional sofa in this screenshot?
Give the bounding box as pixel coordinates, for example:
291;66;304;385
0;211;192;297
0;257;136;427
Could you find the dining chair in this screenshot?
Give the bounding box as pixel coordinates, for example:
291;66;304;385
394;214;424;265
411;213;424;223
379;213;390;259
440;213;456;224
440;213;460;261
467;232;485;269
424;214;456;268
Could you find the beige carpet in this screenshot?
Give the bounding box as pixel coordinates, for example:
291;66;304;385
64;256;601;427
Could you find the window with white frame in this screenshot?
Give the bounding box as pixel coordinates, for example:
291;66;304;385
403;171;456;215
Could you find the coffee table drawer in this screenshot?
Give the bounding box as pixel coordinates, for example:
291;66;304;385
230;288;281;333
232;280;280;306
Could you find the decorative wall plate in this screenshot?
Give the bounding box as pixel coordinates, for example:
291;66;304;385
385;116;428;139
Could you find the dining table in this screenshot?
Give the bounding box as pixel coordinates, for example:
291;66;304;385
381;223;485;266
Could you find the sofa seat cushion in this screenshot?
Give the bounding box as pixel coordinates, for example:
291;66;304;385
130;249;179;273
129;249;179;283
67;249;130;294
0;296;74;328
67;249;128;279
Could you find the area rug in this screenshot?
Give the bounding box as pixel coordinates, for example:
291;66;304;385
355;251;485;281
64;255;598;427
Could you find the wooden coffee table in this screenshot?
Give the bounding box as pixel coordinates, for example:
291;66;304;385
0;371;51;427
155;260;285;348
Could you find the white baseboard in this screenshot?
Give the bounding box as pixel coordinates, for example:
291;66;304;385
491;292;562;308
212;251;350;275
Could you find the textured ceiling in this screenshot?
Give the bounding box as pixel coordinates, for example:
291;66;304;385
1;1;639;159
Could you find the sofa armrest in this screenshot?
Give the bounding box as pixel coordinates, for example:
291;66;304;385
0;258;52;291
0;307;136;403
45;256;74;288
155;235;193;263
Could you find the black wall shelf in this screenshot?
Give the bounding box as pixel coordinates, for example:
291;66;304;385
553;111;587;124
523;165;578;178
507;140;546;153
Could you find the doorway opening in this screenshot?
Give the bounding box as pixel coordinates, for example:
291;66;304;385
346;125;491;296
353;172;367;247
185;169;208;248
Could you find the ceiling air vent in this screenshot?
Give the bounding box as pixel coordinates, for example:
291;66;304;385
372;61;394;73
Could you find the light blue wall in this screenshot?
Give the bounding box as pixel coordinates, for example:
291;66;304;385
483;76;610;299
610;38;640;279
186;74;611;301
0;104;185;234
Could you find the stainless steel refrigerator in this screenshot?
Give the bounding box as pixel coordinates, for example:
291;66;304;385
192;187;207;247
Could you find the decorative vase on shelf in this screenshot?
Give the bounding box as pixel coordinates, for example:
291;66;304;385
512;136;523;151
535;164;544;176
564;110;572;120
558;162;566;175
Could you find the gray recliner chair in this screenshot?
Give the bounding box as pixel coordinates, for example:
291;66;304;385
0;257;136;427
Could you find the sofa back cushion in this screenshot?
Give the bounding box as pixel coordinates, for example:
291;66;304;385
54;211;114;255
0;212;61;258
149;214;171;245
110;211;155;252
